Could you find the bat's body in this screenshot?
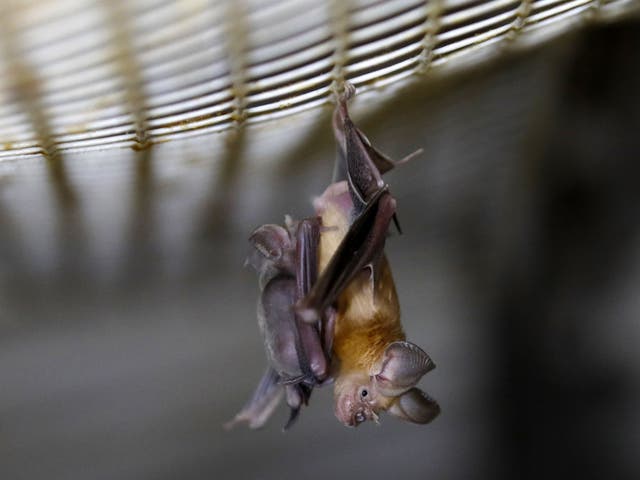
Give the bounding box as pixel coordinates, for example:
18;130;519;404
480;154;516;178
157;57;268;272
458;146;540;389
315;180;406;421
227;84;439;430
316;181;404;374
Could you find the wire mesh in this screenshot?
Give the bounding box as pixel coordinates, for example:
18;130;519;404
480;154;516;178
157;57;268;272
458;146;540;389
0;0;637;159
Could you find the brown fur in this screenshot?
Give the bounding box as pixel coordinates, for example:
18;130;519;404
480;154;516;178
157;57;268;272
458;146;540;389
316;181;405;377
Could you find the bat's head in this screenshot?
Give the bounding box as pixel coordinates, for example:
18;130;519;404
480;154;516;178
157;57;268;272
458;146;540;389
334;372;384;427
334;341;440;426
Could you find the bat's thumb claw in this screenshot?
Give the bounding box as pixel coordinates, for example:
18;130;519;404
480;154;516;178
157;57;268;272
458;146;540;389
396;148;423;166
295;303;320;324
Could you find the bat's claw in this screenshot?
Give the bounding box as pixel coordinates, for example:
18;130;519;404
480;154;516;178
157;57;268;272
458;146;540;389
396;147;423;166
295;304;320;324
283;407;300;431
339;81;356;103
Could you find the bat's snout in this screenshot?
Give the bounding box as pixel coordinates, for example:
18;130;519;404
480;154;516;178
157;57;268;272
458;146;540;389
334;385;378;427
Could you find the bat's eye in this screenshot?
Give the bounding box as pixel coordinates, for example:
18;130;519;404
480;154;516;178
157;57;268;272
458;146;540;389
360;389;368;399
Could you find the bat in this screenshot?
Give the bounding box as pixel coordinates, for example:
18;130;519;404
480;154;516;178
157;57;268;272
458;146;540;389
226;84;439;430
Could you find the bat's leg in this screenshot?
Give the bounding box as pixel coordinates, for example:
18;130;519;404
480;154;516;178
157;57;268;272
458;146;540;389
298;187;396;321
332;88;416;245
332;84;420;200
224;367;283;430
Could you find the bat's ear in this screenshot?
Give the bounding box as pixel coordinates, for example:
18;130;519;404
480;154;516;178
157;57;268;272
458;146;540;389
247;224;294;275
387;388;440;424
373;341;435;397
249;224;292;262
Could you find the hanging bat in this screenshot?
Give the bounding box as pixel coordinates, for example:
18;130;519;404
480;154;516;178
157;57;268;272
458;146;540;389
226;84;439;430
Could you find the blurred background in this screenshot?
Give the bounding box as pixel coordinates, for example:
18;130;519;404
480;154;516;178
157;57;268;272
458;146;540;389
1;1;639;479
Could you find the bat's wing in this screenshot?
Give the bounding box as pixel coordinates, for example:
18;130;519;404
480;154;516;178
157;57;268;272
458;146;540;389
292;216;328;383
332;85;421;210
282;217;330;429
224;367;283;430
297;186;396;322
299;85;413;321
283;383;312;431
333;84;420;236
277;217;338;429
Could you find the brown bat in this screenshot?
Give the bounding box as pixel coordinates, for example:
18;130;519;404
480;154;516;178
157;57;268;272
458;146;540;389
226;84;439;430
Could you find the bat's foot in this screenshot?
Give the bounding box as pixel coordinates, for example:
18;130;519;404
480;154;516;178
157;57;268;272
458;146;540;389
336;81;356;104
